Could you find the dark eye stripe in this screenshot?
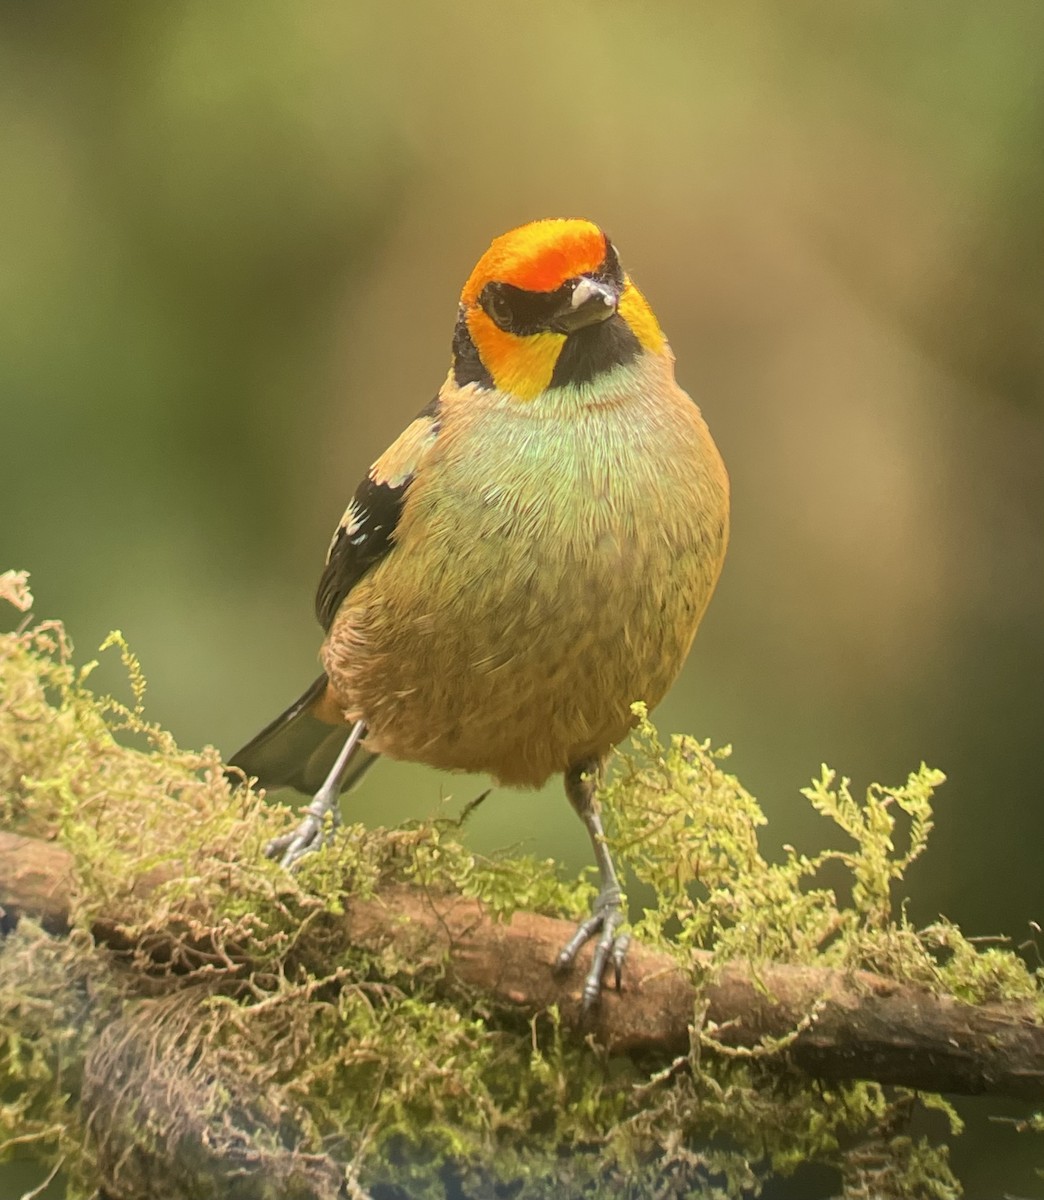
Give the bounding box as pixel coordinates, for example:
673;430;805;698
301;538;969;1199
477;238;626;337
479;280;570;336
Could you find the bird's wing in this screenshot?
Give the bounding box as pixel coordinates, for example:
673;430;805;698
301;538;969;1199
315;395;442;631
228;395;443;795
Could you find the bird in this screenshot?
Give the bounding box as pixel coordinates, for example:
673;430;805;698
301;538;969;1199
229;217;729;1008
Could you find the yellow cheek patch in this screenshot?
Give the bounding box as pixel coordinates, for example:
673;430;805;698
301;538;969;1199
466;309;565;401
619;279;666;353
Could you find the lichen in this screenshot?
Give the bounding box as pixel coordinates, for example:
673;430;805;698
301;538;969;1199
0;577;1040;1199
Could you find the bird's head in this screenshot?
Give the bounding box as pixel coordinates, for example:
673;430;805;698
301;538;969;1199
452;218;667;401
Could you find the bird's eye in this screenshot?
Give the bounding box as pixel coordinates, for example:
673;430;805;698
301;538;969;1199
483;286;514;330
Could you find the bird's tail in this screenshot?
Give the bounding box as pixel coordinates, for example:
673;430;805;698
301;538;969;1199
227;674;378;797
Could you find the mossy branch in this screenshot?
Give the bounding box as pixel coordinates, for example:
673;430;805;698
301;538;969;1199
2;574;1041;1198
2;830;1043;1103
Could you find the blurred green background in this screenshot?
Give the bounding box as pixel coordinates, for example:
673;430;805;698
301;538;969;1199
2;2;1042;1195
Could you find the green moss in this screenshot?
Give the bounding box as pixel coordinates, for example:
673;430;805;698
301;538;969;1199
1;578;1040;1198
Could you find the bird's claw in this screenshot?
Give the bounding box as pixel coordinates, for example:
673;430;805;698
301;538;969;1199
555;888;630;1012
265;799;340;869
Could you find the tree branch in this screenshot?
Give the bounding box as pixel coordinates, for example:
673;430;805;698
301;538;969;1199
1;830;1041;1102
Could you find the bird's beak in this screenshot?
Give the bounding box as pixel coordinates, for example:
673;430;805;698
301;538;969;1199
552;276;618;334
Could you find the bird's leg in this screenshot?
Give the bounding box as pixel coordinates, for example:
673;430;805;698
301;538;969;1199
264;720;367;869
555;757;630;1010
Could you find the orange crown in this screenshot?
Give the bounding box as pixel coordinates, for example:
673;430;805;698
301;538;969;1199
461;218;609;304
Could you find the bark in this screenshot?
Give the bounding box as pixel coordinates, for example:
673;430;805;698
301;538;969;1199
1;830;1041;1102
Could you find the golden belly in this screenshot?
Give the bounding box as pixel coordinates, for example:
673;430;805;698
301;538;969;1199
323;539;707;785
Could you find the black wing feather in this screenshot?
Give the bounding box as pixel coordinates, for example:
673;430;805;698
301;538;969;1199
314;395;441;631
315;476;409;630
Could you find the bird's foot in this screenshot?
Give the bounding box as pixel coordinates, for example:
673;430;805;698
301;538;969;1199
554;885;630;1012
265;795;341;869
